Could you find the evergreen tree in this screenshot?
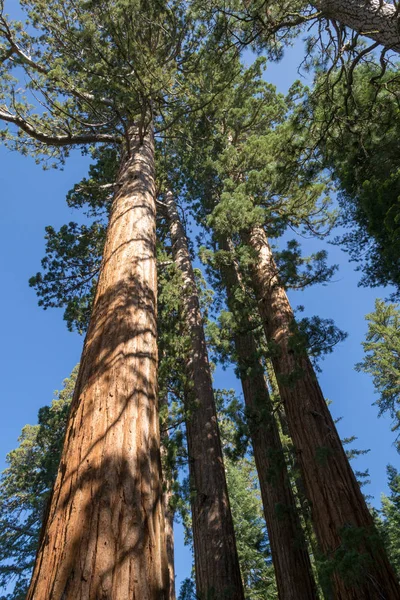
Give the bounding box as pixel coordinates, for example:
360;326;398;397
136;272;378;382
379;465;400;576
162;191;244;599
225;457;278;600
0;3;239;597
29;148;113;333
30;154;246;598
0;368;77;600
356;299;400;451
163;54;400;597
211;242;318;600
299;63;400;294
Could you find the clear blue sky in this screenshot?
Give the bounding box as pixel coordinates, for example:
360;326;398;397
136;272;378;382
0;6;399;595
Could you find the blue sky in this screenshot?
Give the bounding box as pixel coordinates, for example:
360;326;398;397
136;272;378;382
0;5;399;595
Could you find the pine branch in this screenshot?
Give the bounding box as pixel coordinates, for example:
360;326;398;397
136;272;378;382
0;107;120;147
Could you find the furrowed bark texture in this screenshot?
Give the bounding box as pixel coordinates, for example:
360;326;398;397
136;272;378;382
314;0;400;52
275;397;326;592
247;224;400;599
27;127;169;600
165;192;244;600
220;244;318;600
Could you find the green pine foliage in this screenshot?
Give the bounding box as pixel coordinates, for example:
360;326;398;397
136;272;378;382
379;465;400;576
29;221;106;333
225;458;278;599
300;62;400;293
0;0;212;162
29;149;114;333
356;299;400;451
0;367;78;600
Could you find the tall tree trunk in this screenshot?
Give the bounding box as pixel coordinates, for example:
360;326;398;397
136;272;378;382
27;126;169;600
165;191;244;600
159;395;177;600
219;241;318;600
246;224;400;600
163;487;176;600
313;0;400;52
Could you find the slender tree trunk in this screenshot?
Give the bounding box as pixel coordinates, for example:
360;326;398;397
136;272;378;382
219;241;318;600
163;487;176;600
159;395;177;600
313;0;400;52
27;126;169;600
246;224;400;599
165;191;244;600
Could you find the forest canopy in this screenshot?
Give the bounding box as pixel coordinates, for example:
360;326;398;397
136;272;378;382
1;1;400;599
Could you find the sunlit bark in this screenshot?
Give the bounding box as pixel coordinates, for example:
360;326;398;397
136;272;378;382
27;126;169;600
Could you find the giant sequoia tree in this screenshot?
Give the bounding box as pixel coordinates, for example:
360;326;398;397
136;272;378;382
3;1;400;599
206;101;400;598
0;2;242;598
162;191;244;599
162;56;400;597
214;240;318;600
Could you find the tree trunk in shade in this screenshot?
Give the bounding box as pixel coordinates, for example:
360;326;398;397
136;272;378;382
165;191;245;600
159;395;177;600
219;241;318;600
275;396;325;592
246;224;400;599
27;126;169;600
163;486;176;600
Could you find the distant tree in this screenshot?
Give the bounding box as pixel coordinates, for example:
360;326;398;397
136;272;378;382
178;578;196;600
162;191;244;599
356;299;400;451
0;368;77;600
379;465;400;576
225;457;278;600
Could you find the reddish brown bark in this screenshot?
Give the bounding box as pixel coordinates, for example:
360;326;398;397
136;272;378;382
219;243;318;600
247;224;400;599
165;191;244;600
27;127;169;600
